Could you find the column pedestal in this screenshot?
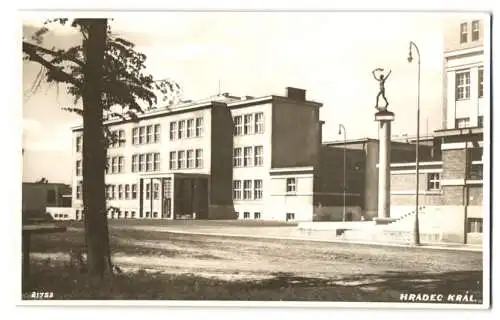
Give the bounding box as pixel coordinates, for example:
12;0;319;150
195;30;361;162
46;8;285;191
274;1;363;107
375;110;395;220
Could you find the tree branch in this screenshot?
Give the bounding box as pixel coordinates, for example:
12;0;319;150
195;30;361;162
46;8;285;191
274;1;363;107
23;41;85;67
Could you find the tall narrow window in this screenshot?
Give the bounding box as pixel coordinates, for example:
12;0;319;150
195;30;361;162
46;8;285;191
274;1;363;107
76;136;82;152
118;184;123;199
472;20;480;41
154;124;160;142
187;149;194;168
169;151;177;170
187;119;194;138
254;146;263;166
132;154;138;172
233;147;242;167
125;184;130;199
478;68;484;98
455;71;471;100
169;122;177;140
139;154;146;172
153;183;160;200
254;180;263;200
146;125;153;143
244;147;253;167
139;126;145;144
111;157;118;174
131;184;137;199
232;180;242;200
460;22;468;43
178;120;186;139
254;112;264;134
118;156;124;173
195;117;204;137
178;150;185;169
76;182;82;199
118;129;126;147
243;180;252;200
76;160;82;176
153;153;160;171
233;115;243;136
132;128;139;145
146;153;153;172
195;149;203;168
145;183;150;200
244;114;253;135
286;178;297;193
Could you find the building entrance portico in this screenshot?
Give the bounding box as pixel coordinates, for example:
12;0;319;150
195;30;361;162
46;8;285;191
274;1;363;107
138;173;209;220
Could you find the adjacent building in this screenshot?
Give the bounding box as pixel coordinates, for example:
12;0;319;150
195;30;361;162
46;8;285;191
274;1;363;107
22;182;72;221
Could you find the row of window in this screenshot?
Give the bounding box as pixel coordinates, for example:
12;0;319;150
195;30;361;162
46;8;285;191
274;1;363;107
233;112;264;136
233;146;264;167
169;149;204;170
76;181;172;200
460;20;480;44
132;124;161;145
169;117;204;140
132;153;161;173
232;179;263;200
106;156;125;174
109;129;126;148
455;68;483;101
455;116;483;129
75;209;159;220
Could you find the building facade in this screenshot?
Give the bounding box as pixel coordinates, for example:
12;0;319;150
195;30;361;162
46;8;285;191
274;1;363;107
71;87;324;222
443;15;486;130
22;182;72;221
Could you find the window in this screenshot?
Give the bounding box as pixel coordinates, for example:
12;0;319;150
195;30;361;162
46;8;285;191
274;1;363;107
153;212;158;218
146;153;153;172
254;212;261;220
169;151;177;170
169;122;177;140
178;120;186;139
118;184;123;199
76;136;82;152
111;157;118;174
244;147;253;167
76;182;82;199
472;20;480;41
195;149;203;168
139;126;145;144
254;180;263;200
178;150;185;169
286;213;295;221
455;71;471;100
105;157;110;174
118;156;124;173
244;114;253;135
154;153;160;171
118;130;126;147
132;128;139;145
467;218;483;233
286;178;297;193
243;180;252;200
145;183;150;200
232;180;242;200
427;173;441;190
125;184;130;199
124;211;128;219
254;112;264;134
478;116;484;128
153;183;159;200
243;212;250;220
187;150;194;168
111;185;116;199
154;124;160;142
146;211;150;218
234;115;243;136
146;125;153;143
132;155;138;172
455;117;470;129
233;148;242;167
254;146;263;166
187;119;194;138
139;154;146;172
460;22;468;43
131;184;137;199
105;185;112;199
195;117;204;137
131;211;136;219
478;68;484;98
76;160;82;176
46;189;56;203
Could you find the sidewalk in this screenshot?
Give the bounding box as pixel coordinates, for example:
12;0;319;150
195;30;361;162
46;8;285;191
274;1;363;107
114;224;483;252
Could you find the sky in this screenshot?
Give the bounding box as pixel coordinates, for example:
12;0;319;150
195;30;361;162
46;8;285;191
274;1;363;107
22;11;474;184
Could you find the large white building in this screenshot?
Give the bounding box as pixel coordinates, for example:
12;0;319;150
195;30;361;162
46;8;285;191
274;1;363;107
443;15;486;129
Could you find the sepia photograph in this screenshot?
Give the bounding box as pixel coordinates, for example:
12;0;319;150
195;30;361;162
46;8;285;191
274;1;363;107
18;7;491;310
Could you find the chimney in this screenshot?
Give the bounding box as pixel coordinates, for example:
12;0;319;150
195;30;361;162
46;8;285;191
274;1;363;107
286;87;306;101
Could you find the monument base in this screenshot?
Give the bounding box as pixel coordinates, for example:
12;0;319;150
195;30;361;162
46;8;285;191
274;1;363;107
375;110;395;121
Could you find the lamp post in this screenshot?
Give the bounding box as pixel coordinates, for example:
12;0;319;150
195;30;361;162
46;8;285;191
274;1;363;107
408;41;421;246
338;124;347;222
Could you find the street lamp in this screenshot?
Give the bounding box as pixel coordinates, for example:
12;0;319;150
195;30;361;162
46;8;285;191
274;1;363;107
338;124;347;222
408;41;421;246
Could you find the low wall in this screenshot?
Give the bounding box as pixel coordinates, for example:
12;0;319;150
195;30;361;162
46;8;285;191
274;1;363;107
313;206;363;221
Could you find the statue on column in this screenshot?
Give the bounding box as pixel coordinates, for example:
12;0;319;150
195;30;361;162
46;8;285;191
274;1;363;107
372;68;392;111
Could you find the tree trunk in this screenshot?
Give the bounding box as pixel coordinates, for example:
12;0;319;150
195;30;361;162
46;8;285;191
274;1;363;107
81;19;110;277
